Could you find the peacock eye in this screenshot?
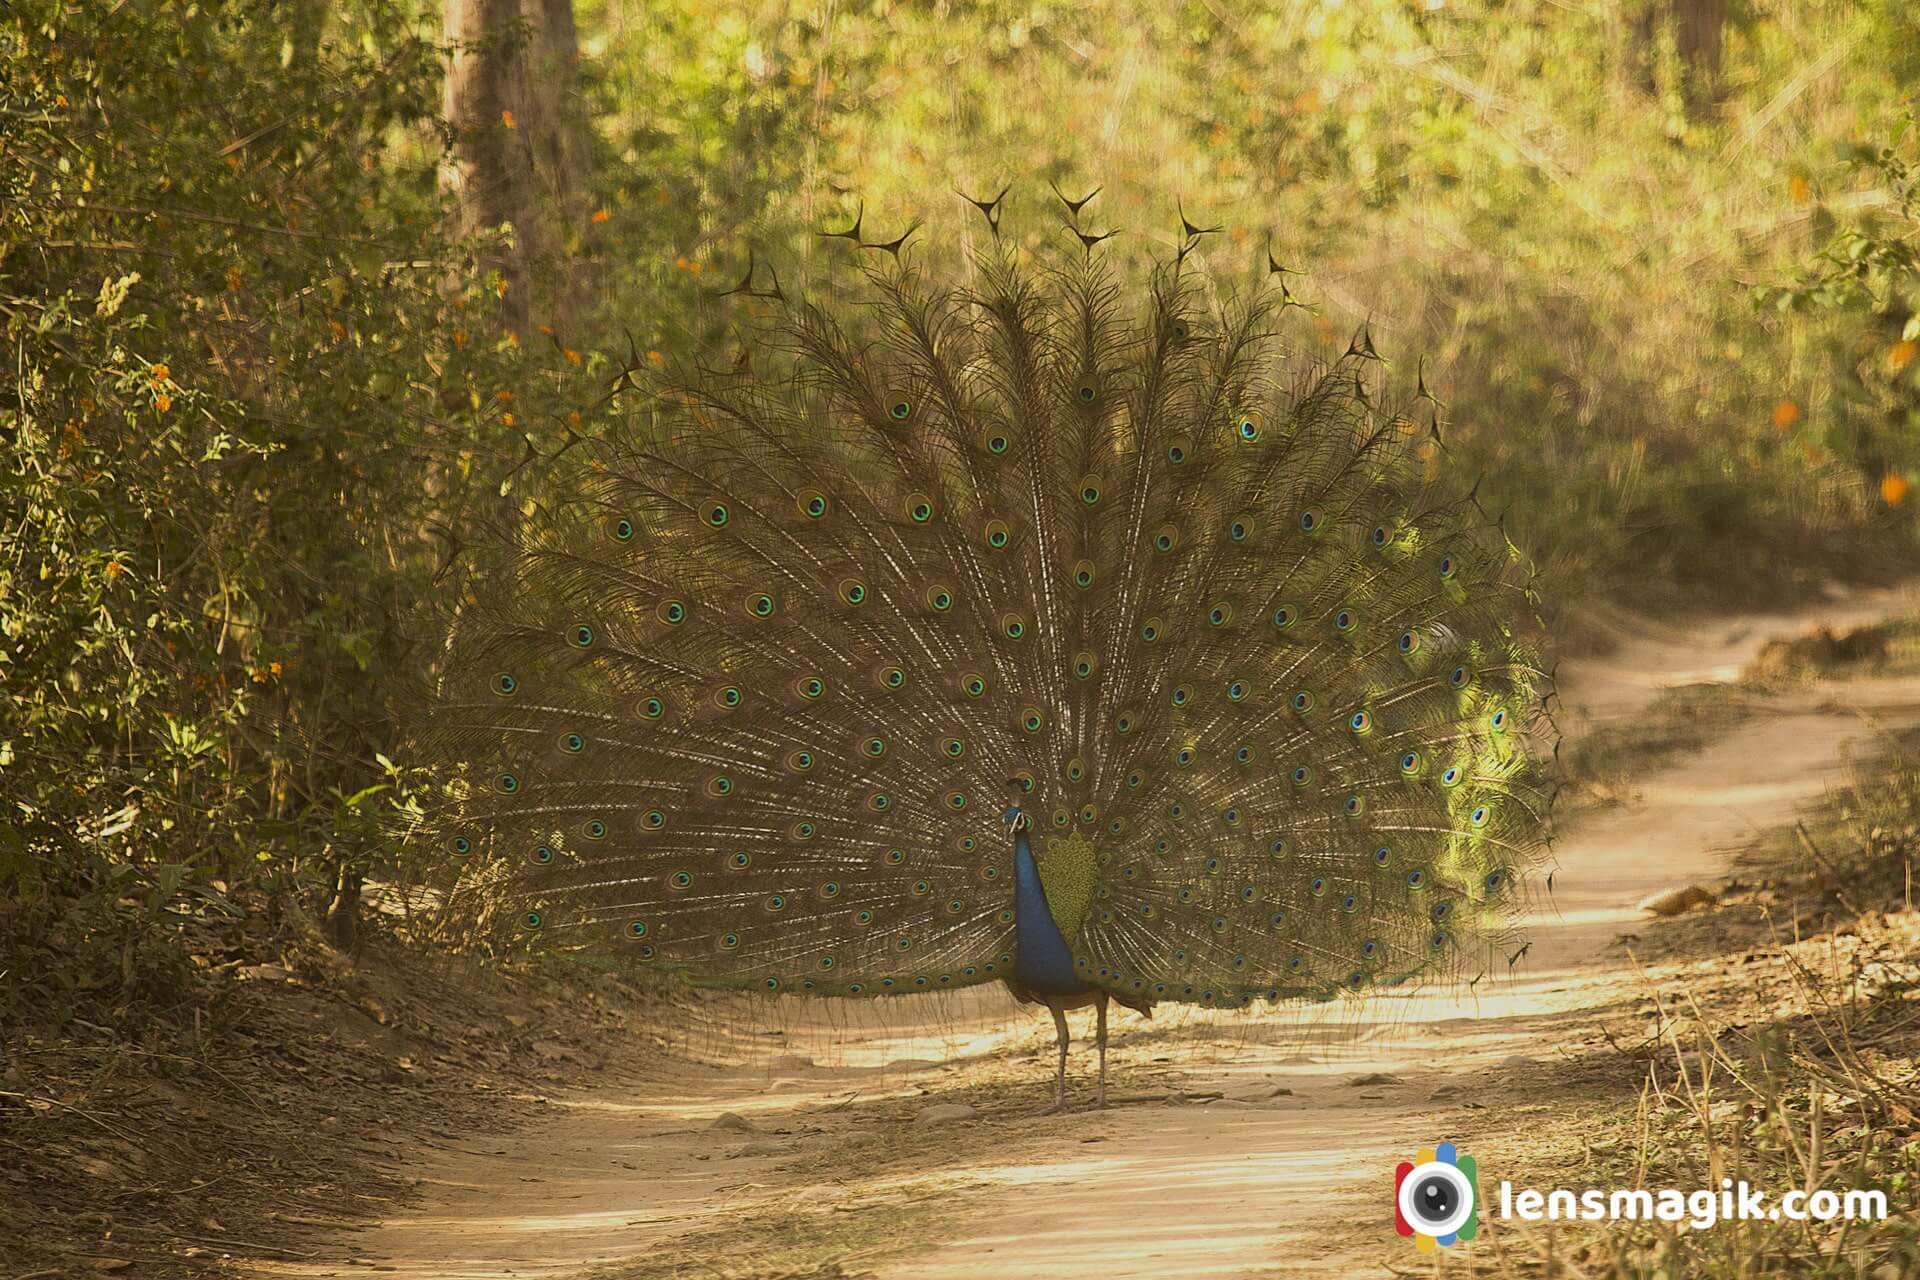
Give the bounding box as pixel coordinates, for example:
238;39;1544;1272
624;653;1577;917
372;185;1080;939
840;579;868;606
493;672;518;696
705;502;730;528
1236;415;1261;442
748;593;775;618
1272;604;1296;630
890;399;912;421
985;519;1011;549
1079;477;1102;506
658;600;686;626
612;518;635;542
1077;383;1097;403
799;490;830;519
571;624;595;648
907;495;934;523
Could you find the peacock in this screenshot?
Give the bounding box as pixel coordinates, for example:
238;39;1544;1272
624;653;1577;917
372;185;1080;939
421;194;1553;1112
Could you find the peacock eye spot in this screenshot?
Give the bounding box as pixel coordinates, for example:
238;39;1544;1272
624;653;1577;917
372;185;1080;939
1167;444;1186;464
1439;555;1456;579
1292;766;1311;786
1142;623;1160;641
1398;630;1418;653
1077;384;1096;403
1299;511;1318;532
494;673;518;696
705;502;730;528
572;624;595;647
612;518;635;542
1334;610;1355;632
988;528;1010;549
523;911;543;930
865;737;886;757
911;501;933;522
629;920;648;938
884;667;906;689
1400;751;1422;774
730;852;751;869
1272;605;1295;629
452;836;473;855
1230;520;1249;541
964;676;987;697
751;593;775;617
1237;416;1260;441
988;434;1010;454
496;772;520;794
1450;666;1470;688
562;733;584;753
802;679;823;699
720;686;742;707
586;819;607;839
661;601;686;625
1291;691;1314;713
1081;484;1101;505
890;399;912;420
644;809;665;828
1374;845;1392;865
1349;709;1372;733
1371;525;1389;546
806;495;828;518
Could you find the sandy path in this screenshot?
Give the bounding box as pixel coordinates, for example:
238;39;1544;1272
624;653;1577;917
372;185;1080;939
258;583;1920;1280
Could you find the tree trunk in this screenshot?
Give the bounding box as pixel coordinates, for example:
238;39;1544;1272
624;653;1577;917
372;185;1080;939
1673;0;1728;112
519;0;591;328
442;0;540;337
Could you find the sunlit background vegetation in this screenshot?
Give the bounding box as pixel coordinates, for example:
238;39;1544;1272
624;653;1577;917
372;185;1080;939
2;0;1916;1012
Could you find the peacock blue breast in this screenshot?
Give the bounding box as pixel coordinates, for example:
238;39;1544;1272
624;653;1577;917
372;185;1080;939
1011;828;1087;996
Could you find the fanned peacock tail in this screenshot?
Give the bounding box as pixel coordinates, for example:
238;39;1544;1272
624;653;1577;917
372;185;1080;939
419;228;1553;1010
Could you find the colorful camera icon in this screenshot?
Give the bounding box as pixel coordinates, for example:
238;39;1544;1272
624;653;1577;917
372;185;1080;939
1395;1141;1478;1250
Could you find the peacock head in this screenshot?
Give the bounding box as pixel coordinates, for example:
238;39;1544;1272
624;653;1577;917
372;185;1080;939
1000;802;1033;835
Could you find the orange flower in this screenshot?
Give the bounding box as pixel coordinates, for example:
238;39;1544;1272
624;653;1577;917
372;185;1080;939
1771;399;1801;430
646;349;664;366
501;411;516;426
104;560;124;580
501;110;516;129
567;410;582;427
329;319;347;340
1788;175;1811;203
537;323;555;337
1890;339;1918;373
496;388;514;403
453;328;469;348
591;209;611;224
154;393;173;413
496;277;510;297
151;363;170;383
225;265;242;292
1883;472;1910;507
564;348;582;366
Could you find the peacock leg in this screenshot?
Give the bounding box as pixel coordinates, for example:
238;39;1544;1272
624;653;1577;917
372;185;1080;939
1042;1003;1071;1114
1094;992;1110;1108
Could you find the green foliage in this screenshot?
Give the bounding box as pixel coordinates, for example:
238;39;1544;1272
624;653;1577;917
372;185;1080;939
0;0;573;964
1760;110;1920;515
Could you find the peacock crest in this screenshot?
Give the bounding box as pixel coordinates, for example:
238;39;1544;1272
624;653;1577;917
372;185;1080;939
420;212;1553;1020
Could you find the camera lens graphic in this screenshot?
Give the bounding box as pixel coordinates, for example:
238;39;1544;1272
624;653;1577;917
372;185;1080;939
1399;1161;1473;1237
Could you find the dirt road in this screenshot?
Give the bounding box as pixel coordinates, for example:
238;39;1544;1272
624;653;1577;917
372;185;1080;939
258;582;1920;1280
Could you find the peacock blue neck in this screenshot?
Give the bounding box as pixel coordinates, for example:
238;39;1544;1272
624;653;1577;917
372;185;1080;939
1011;824;1087;996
